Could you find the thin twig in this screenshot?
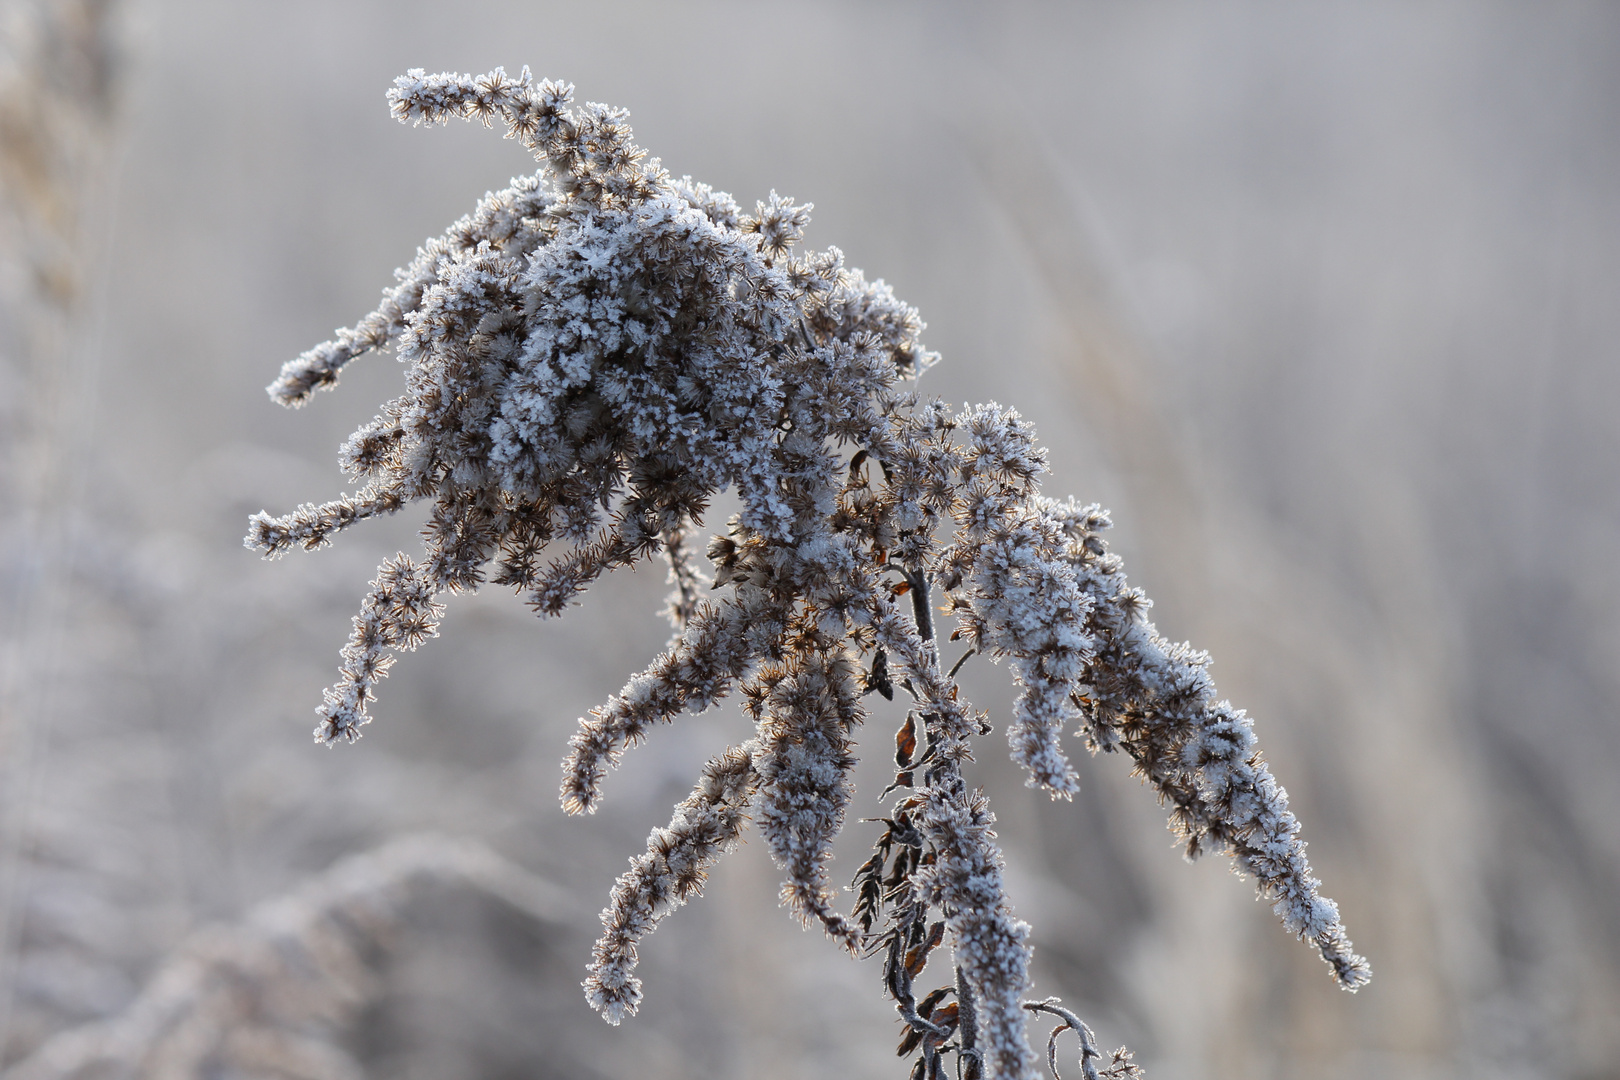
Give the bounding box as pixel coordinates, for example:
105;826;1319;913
1023;998;1103;1080
905;570;986;1080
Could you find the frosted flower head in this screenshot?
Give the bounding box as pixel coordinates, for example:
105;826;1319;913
248;67;1368;1080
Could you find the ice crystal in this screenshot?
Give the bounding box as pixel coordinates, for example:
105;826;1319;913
247;67;1369;1080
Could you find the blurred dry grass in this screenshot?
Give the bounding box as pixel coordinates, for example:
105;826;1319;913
2;2;1617;1078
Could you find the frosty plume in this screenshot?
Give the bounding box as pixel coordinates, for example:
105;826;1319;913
247;66;1369;1080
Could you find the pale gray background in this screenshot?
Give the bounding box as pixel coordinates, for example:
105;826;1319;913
3;2;1617;1078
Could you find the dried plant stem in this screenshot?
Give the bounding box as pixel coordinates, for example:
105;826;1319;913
869;573;1041;1080
915;568;986;1080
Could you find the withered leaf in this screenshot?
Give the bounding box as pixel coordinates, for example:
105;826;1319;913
903;925;944;978
903;919;945;976
917;986;952;1015
896;714;917;768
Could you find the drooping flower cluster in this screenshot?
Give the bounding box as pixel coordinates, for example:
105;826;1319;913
248;67;1368;1080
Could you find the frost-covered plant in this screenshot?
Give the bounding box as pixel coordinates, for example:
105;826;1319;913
246;67;1369;1080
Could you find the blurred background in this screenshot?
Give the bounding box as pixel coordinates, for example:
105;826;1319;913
2;1;1617;1077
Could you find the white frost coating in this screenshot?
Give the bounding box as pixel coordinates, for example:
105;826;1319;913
248;66;1369;1075
586;746;756;1024
869;597;1043;1080
749;648;864;948
1045;498;1372;989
